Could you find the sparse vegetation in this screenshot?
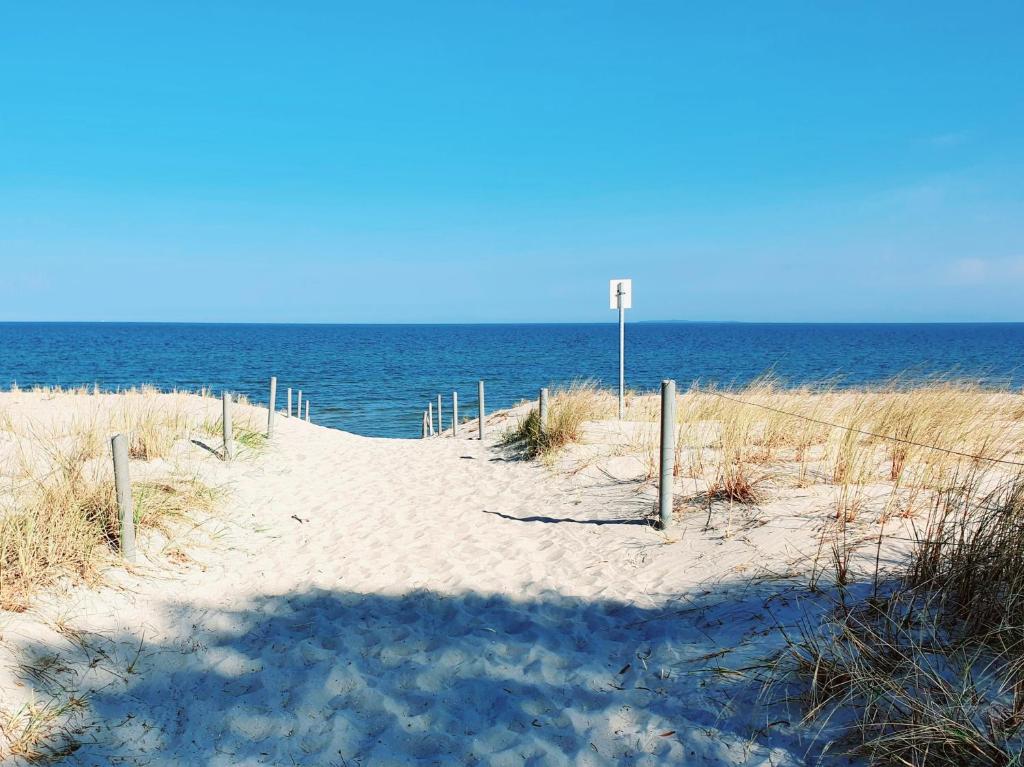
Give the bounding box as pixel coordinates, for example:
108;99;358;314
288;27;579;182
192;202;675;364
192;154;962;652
502;381;610;458
200;404;267;453
509;378;1023;518
507;378;1024;763
784;470;1024;766
5;377;1023;764
0;387;258;612
0;694;85;763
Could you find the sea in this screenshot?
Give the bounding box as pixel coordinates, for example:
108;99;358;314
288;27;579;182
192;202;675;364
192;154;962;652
1;322;1021;438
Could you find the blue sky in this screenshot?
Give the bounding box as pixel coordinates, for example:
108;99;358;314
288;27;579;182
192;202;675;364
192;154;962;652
1;2;1022;322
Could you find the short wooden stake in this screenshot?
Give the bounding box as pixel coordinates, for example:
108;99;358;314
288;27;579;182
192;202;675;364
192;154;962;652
452;391;459;437
305;400;310;422
287;387;292;418
297;390;303;421
658;379;676;528
222;391;235;461
437;394;443;435
539;387;549;433
428;402;435;436
111;434;136;562
422;410;429;438
478;380;485;440
268;376;277;438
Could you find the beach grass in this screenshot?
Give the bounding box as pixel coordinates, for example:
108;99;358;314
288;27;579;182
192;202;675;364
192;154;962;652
513;378;1024;762
783;469;1024;765
500;379;1023;761
0;388;239;612
511;378;1023;515
200;404;268;454
5;378;1024;762
501;381;610;458
0;693;85;763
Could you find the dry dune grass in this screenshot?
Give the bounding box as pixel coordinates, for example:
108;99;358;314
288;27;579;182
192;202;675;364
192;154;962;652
509;378;1024;764
0;387;257;612
0;693;85;764
502;381;615;458
512;377;1023;520
785;470;1024;766
692;380;1022;520
201;407;267;452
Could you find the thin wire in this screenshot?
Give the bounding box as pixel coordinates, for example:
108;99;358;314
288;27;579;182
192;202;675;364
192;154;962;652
702;390;1024;468
1;466;64;495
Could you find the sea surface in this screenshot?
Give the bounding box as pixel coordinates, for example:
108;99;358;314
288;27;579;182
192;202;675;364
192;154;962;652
1;322;1021;438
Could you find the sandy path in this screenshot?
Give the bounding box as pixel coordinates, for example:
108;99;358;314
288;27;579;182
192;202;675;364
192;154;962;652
5;413;813;766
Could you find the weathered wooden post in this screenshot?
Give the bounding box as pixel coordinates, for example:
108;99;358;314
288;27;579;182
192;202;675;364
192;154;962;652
478;380;486;440
437;394;443;435
268;376;277;438
428;402;435;436
222;391;235;461
305;400;310;422
287;387;292;418
297;390;303;422
422;410;429;438
110;434;136;562
452;391;459;437
659;379;676;529
539;387;549;433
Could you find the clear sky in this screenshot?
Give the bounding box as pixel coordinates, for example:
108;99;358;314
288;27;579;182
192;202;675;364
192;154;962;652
1;2;1022;323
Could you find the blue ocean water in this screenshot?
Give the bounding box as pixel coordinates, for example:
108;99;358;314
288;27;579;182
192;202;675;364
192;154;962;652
0;322;1021;438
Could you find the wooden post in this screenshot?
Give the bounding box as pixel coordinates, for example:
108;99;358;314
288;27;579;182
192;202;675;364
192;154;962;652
437;394;443;435
478;380;485;440
452;391;459;437
428;402;435;436
539;387;549;433
297;390;303;422
659;379;676;528
305;400;310;422
422;410;429;438
111;434;136;562
286;387;292;418
268;376;277;438
222;391;235;461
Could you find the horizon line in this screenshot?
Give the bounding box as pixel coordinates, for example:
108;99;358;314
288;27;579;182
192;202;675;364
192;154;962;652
1;319;1023;327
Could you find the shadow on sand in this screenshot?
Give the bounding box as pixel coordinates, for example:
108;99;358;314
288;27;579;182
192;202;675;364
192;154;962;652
481;509;653;527
12;581;835;766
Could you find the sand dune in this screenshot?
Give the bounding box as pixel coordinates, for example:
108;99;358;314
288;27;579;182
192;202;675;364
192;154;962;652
0;392;853;765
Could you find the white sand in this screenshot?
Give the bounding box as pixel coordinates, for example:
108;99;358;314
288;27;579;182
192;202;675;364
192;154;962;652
0;392;874;765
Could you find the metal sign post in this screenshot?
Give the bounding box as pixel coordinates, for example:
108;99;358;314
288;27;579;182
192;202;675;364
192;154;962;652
609;279;632;420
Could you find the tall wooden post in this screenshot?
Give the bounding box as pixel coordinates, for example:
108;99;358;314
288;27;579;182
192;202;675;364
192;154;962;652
222;391;235;461
268;376;277;438
478;380;485;440
659;379;676;528
111;434;136;562
539;387;549;433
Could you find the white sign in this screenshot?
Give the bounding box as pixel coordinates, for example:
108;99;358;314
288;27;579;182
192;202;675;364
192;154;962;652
609;279;632;310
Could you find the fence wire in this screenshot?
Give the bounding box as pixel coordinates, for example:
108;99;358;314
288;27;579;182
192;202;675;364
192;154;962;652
701;390;1024;469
